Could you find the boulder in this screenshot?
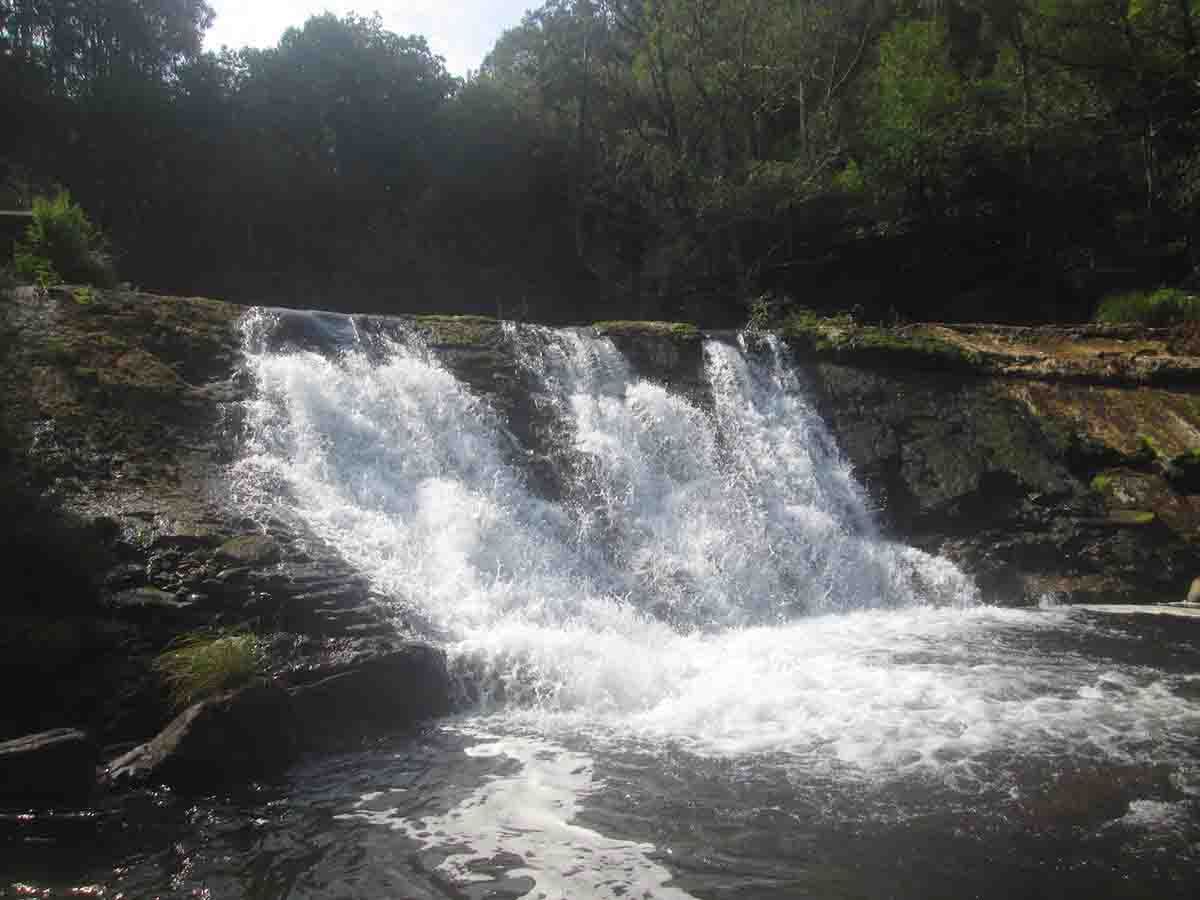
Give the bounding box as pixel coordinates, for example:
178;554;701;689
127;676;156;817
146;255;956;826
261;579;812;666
106;682;298;791
0;728;97;808
289;643;452;746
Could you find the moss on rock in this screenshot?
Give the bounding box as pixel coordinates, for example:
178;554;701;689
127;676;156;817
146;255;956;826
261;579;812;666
775;310;982;371
411;314;506;347
1105;509;1157;526
592;320;702;342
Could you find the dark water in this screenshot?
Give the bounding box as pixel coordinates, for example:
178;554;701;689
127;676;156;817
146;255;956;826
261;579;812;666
5;608;1199;900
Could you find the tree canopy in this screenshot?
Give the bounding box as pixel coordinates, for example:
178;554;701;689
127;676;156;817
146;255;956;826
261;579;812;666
4;0;1199;323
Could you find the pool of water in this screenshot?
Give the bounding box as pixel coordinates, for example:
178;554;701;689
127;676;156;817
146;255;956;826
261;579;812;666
7;606;1199;899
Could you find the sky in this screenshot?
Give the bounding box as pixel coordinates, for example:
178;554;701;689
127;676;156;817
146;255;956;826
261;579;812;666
203;2;534;76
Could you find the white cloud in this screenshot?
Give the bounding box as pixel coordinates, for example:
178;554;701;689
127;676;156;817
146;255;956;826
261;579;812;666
204;1;534;76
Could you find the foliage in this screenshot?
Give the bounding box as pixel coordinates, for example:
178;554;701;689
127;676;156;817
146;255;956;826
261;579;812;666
1136;433;1164;459
154;630;265;710
13;192;115;287
1094;288;1200;326
4;1;1200;324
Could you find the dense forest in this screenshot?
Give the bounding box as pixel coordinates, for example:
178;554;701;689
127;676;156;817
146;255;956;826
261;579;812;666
2;0;1199;324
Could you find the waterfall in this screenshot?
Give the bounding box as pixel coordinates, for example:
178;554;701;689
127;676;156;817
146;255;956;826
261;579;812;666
233;310;979;721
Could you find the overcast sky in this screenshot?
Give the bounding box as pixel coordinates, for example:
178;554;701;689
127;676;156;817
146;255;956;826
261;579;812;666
204;2;533;76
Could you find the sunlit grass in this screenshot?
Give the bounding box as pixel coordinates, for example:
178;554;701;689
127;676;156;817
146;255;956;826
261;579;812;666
154;630;265;710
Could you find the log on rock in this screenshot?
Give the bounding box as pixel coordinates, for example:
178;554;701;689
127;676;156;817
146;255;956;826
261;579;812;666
106;683;298;792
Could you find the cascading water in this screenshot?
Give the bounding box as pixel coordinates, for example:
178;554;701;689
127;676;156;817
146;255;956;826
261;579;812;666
235;313;977;704
224;309;1200;900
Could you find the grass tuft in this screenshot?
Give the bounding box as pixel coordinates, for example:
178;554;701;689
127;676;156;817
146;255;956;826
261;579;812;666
154;630;265;710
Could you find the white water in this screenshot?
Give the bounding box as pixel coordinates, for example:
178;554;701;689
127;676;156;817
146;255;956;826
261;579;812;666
232;310;1200;897
339;726;696;900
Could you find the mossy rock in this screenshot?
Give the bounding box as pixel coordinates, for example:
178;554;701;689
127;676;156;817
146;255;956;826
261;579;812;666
775;311;982;371
1004;382;1200;463
592;320;702;342
1105;509;1157;526
411;314;505;347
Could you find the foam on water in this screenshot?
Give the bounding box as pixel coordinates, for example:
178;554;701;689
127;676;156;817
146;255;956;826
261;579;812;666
339;727;697;899
457;605;1200;784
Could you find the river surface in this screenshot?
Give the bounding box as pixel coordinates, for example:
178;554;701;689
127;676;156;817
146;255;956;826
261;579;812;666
5;313;1199;898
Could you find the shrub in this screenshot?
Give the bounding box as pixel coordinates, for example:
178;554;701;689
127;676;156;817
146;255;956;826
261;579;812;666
154;630;265;710
13;191;116;288
1094;287;1200;326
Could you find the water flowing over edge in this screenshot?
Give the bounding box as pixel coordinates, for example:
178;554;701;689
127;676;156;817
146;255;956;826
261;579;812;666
230;306;1198;764
228;308;1200;897
232;308;982;716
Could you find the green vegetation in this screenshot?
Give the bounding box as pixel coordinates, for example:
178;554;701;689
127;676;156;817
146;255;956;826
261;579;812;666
5;3;1200;323
1137;433;1164;459
1094;288;1200;326
1091;474;1113;494
1107;510;1157;526
13;193;115;288
71;285;96;305
153;630;265;710
770;308;981;369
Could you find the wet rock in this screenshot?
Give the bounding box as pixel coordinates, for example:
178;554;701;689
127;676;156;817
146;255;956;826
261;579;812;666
289;644;452;746
103;562;146;590
108;587;192;611
594;321;708;400
106;683;298;791
0;728;97;808
803;359;1200;604
105;587;203;628
214;534;282;567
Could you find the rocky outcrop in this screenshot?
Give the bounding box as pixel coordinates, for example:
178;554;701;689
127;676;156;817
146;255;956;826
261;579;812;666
592;320;707;399
106;683;298;791
0;729;97;808
0;287;454;765
288;644;452;746
805;361;1198;603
